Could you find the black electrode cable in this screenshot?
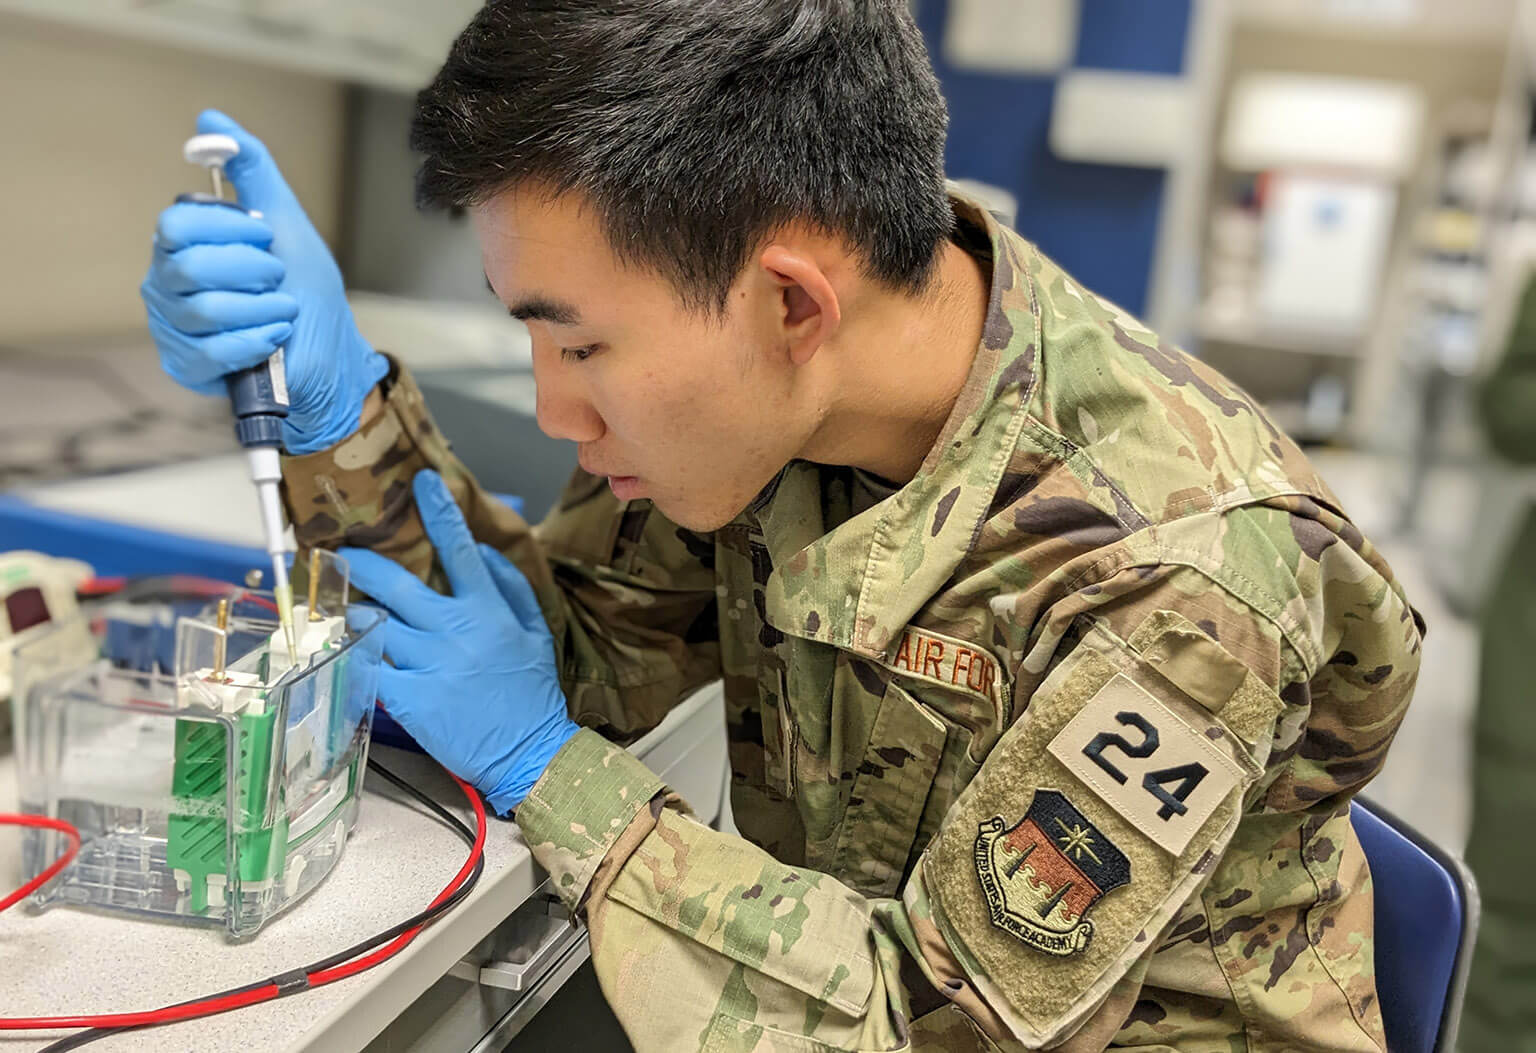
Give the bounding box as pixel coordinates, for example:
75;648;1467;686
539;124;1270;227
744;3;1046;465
35;757;486;1052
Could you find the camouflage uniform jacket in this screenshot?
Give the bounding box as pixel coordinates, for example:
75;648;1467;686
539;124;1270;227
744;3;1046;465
280;197;1422;1052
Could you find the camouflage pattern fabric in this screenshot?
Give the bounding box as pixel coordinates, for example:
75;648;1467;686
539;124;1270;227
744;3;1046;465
280;195;1421;1051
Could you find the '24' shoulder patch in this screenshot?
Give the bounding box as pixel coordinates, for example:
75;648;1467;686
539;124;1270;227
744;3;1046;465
922;620;1266;1049
1047;674;1244;857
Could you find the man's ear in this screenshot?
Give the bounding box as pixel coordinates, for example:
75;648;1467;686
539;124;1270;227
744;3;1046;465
759;245;841;365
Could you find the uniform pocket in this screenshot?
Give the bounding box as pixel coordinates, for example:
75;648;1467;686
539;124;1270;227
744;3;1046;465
908;1004;1004;1052
701;1016;848;1052
831;681;948;897
702;1008;917;1053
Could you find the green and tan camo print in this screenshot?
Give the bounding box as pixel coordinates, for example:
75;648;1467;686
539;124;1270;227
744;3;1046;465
280;195;1419;1052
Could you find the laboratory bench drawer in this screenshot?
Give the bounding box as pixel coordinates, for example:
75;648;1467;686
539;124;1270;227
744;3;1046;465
362;948;631;1053
365;686;728;1052
360;882;608;1053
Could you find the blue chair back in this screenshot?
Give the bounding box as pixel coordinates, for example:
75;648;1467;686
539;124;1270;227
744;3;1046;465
1352;798;1479;1053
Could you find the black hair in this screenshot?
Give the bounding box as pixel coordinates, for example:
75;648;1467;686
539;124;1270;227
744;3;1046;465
411;0;954;313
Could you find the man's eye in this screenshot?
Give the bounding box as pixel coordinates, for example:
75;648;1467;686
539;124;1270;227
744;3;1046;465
561;344;600;363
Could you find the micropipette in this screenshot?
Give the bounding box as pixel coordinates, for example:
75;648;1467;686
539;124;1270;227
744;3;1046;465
180;133;297;654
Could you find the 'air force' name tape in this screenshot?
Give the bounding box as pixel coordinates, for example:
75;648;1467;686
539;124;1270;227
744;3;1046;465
883;625;1011;713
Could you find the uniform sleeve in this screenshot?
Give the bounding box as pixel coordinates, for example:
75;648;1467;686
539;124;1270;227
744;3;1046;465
278;356;720;740
517;535;1419;1053
1481;272;1536;464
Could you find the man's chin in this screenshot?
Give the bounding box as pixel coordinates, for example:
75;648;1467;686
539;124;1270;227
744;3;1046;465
649;493;747;533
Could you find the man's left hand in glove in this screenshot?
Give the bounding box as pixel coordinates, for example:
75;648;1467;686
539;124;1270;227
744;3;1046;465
342;470;579;814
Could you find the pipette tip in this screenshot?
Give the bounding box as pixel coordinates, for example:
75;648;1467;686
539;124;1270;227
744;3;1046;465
274;582;297;656
272;549;296;656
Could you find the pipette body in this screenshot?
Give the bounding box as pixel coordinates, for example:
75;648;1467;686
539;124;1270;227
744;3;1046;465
180;134;297;652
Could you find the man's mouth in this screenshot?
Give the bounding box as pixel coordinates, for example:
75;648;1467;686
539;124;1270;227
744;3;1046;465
607;475;644;500
579;454;645;499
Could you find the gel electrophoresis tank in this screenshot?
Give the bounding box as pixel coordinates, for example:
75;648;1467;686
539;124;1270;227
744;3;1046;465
10;554;384;938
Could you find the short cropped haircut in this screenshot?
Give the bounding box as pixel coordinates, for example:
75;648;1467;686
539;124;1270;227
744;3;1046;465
410;0;954;313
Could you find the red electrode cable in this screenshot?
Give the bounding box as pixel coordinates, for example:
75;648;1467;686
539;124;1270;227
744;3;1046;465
0;773;486;1034
0;815;81;913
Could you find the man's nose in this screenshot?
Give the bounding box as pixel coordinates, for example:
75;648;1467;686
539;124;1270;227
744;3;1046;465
532;352;604;443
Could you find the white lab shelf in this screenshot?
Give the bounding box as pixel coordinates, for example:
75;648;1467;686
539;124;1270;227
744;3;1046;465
1050;70;1194;169
1195;311;1364;359
1221;73;1424;179
1233;0;1516;47
941;0;1079;75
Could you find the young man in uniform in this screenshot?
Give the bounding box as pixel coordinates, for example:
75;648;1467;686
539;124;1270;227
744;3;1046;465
140;2;1422;1049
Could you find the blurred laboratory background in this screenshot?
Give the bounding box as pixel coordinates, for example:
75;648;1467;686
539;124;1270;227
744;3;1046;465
1;0;1533;1046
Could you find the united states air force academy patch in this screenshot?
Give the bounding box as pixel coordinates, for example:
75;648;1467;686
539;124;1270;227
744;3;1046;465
974;790;1129;957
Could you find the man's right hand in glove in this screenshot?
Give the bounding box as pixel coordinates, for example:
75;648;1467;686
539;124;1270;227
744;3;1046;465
140;109;387;454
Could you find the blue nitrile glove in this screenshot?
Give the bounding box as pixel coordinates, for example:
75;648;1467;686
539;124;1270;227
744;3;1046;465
141;109;387;454
341;471;579;814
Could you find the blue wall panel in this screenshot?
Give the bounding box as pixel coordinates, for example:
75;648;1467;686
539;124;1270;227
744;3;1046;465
915;0;1193;316
1074;0;1192;74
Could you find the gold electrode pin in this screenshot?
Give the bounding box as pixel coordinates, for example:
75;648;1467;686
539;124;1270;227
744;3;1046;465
307;549;322;622
212;597;230;682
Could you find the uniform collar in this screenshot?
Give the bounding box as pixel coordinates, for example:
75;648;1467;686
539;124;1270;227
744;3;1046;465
756;195;1041;659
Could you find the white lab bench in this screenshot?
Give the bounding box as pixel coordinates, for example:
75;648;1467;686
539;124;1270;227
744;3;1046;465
0;680;728;1053
1;456;731;1051
9;455;276;550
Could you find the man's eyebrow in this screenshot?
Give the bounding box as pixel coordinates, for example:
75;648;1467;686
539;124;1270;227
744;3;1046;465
506;296;582;326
